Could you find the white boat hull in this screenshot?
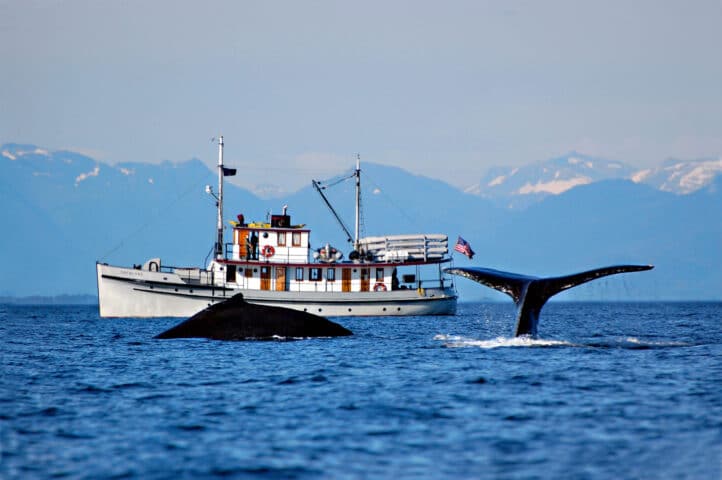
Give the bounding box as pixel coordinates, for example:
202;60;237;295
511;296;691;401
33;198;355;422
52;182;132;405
97;263;457;318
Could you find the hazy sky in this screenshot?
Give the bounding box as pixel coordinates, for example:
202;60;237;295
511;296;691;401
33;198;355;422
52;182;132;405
2;0;721;192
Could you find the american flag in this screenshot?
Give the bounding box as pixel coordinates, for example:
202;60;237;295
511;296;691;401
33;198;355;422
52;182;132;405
454;236;475;259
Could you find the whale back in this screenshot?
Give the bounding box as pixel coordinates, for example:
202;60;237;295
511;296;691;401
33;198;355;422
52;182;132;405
155;294;352;340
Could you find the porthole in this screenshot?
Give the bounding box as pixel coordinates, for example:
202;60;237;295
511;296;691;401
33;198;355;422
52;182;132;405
348;308;352;312
383;307;387;312
318;308;323;312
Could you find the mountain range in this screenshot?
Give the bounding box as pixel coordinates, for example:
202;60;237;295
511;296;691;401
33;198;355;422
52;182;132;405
2;143;720;301
464;151;722;209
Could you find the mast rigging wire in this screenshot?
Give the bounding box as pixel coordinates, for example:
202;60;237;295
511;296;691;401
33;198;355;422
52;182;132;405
361;170;419;231
98;171;215;262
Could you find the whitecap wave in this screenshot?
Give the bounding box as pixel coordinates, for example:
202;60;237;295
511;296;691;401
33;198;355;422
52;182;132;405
622;337;690;348
434;334;573;349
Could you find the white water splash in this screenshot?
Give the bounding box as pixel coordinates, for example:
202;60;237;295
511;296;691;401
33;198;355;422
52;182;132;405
434;334;573;349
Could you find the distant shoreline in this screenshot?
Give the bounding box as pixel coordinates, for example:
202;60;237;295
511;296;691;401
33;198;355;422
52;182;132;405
0;295;98;305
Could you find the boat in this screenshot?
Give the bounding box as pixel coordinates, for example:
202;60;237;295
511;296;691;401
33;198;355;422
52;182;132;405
96;137;458;318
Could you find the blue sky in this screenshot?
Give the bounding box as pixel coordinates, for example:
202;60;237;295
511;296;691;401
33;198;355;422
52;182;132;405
2;0;721;192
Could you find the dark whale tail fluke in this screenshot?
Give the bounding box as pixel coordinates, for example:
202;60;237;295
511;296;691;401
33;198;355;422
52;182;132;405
444;265;654;337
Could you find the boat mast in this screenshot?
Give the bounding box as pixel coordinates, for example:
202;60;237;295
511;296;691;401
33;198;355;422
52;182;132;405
354;154;361;251
215;136;224;259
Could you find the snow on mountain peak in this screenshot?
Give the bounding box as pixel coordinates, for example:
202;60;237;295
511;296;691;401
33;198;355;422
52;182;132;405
487;174;507;187
516;176;592;195
470;152;722;209
484;167;519;189
674;158;722;194
74;166;100;186
631;169;652;183
469;152;638;208
630;157;722;194
2;147;48;159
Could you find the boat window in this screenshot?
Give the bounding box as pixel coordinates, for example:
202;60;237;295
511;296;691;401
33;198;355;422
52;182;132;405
310;268;322;281
292;232;302;246
295;267;304;281
278;232;286;246
376;268;384;281
327;268;335;282
226;265;236;283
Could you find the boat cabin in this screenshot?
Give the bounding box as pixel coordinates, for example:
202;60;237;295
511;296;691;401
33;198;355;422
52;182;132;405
214;211;449;295
229;213;310;264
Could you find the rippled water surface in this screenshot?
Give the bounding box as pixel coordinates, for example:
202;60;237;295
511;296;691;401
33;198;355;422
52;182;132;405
2;302;721;479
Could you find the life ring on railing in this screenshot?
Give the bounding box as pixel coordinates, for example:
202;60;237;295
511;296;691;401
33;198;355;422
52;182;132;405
373;282;387;292
149;261;159;272
261;245;275;258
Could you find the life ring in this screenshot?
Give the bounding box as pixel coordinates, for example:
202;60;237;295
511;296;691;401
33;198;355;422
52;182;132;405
261;245;275;257
373;282;387;292
149;261;159;272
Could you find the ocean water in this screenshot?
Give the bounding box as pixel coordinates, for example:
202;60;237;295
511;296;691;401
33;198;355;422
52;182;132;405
1;302;721;479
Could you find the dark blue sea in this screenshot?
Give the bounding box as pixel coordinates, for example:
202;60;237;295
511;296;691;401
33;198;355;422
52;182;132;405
1;302;721;479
